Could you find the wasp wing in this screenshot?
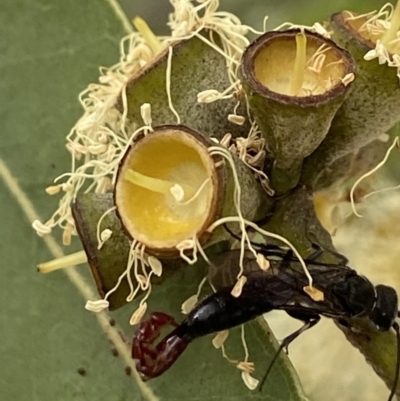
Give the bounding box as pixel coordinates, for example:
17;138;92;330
208;249;357;318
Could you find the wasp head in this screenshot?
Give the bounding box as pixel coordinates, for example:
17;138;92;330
370;285;398;332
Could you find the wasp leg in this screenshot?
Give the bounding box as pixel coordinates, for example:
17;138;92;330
324;248;348;265
223;223;290;258
307;239;349;265
337;317;351;329
272;248;295;271
259;315;320;391
306;247;324;262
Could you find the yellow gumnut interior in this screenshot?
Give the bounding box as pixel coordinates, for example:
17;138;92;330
115;129;215;249
253;35;347;96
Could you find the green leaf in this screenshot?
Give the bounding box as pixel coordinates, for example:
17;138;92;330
0;1;308;400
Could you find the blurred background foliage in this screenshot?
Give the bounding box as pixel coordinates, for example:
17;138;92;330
119;0;394;35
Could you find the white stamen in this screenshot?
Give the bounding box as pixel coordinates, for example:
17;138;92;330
212;330;229;348
181;294;198;314
391;54;400;67
62;223;73;245
136;274;148;289
166;46;181;124
197;89;221;103
88;144;108;155
231;275;247;298
208;146;259;283
241;371;259;390
85;299;110;312
66;141;88;155
97;133;108;144
96;206;116;249
177;178;210;206
312;22;331;38
364;48;378;61
129;43;153;63
237;361;255;373
61;182;73;192
45;185;62;195
176;238;198;264
140;103;152;127
256;253;270;270
96;176;112;194
32;219;52;236
228;114;245;125
342;72;355;86
364;183;400;200
364;40;390;64
303;285;324;301
378;133;390;142
148;256;162;277
129;302;148;325
170;183;185;202
308;53;326;73
350;136;399;217
247;150;266;167
100;229;112;242
220;133;232;148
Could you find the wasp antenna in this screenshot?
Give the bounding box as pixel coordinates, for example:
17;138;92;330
223;223;287;255
259;318;320;391
223;223;245;243
259;342;285;392
223;223;265;250
388;321;400;401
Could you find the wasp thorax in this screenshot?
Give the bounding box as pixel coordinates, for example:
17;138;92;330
115;125;223;256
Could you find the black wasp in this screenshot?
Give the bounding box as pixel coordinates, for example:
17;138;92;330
132;231;400;401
